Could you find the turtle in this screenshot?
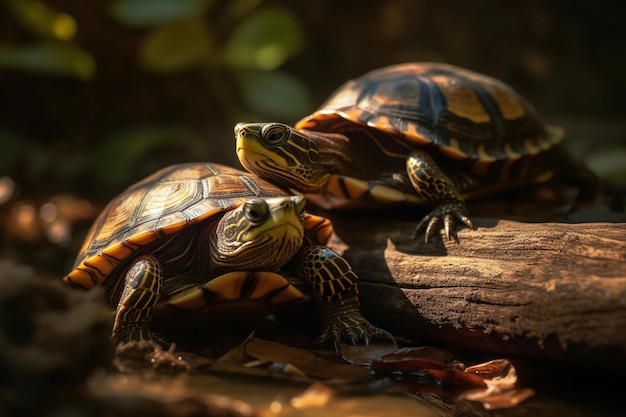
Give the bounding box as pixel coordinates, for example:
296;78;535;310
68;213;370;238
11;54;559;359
63;162;390;368
235;62;589;242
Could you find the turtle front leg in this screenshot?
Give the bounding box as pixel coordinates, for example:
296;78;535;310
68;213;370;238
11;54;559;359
290;246;393;349
406;150;474;242
113;255;187;371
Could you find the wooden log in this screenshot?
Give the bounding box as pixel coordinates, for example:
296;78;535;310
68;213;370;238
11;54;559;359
329;215;626;371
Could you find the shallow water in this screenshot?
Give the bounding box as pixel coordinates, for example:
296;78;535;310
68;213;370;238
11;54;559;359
93;359;623;417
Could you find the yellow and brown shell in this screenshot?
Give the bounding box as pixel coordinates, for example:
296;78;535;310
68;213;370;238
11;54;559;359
296;62;563;162
65;163;288;289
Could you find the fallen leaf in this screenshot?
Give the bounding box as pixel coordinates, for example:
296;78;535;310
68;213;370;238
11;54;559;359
464;359;515;384
339;342;400;365
215;332;256;365
370;346;464;375
458;359;534;409
380;346;463;366
365;345;533;409
245;338;370;380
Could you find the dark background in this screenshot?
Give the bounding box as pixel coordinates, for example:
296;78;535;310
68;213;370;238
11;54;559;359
0;0;624;275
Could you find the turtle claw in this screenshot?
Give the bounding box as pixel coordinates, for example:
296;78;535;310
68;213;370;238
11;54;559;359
414;201;473;243
316;316;395;350
347;333;359;347
460;215;474;231
113;340;190;373
425;216;441;243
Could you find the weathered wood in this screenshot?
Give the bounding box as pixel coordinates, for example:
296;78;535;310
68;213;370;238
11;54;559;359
329;215;626;371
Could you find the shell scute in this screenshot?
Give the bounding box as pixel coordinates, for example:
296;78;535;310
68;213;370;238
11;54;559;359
65;163;288;289
299;62;562;161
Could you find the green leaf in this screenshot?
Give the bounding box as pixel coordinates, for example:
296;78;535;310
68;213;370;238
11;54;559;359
110;0;211;27
237;70;313;120
223;7;304;70
4;0;77;41
0;42;96;80
140;18;212;73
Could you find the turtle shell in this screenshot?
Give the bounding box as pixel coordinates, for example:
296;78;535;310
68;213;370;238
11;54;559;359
65;163;288;290
296;62;563;162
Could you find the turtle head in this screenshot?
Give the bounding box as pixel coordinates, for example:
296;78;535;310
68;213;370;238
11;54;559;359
211;196;305;271
235;122;331;193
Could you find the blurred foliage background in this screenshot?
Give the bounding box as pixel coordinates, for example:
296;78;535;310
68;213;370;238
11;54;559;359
0;0;624;275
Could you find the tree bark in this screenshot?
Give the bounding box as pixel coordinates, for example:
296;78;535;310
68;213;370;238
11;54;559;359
331;216;626;371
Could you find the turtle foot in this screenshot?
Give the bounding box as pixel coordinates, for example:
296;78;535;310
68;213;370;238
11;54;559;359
316;314;396;350
113;340;190;373
414;200;474;243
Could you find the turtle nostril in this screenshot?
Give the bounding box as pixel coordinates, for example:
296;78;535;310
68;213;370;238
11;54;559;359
234;123;245;136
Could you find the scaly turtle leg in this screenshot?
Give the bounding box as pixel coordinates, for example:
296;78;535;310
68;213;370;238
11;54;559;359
289;246;393;348
406;150;474;242
113;255;187;371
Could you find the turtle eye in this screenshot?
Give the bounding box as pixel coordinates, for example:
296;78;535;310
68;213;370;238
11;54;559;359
260;123;290;147
294;196;306;219
243;200;269;224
